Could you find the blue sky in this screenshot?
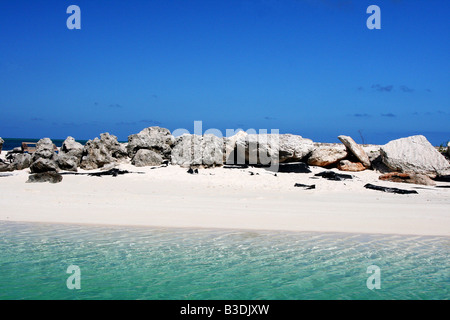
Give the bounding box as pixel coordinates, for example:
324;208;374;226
0;0;449;145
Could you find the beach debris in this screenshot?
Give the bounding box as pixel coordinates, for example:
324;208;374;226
294;183;315;189
223;164;249;169
315;171;353;181
379;172;436;186
380;135;450;176
30;158;59;173
27;172;63;184
337;160;366;172
338;135;371;168
80;133;127;170
87;168;130;177
433;175;450;183
127;126;175;159
249;171;259;176
364;183;418;194
0;173;14;177
277;162;312;173
132;149;163;167
171;134;223;168
187;168;199;174
307;145;348;167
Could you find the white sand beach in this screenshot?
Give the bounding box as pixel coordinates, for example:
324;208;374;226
0;162;449;236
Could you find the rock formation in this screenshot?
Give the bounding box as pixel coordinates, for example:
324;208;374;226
131;149;163;167
127;127;175;159
307;145;347;167
171;134;223;168
337;160;366;172
27;172;63;183
80;133;127;170
226;133;314;165
380;135;450;176
379;172;436;186
338;135;371;168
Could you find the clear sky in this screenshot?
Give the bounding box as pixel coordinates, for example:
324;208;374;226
0;0;449;145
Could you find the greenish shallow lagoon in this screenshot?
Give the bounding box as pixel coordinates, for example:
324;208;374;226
0;221;448;300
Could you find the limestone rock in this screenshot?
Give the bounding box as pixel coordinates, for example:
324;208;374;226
229;133;314;165
307;145;347;167
337;160;366;172
56;153;78;172
127;127;175;158
30;158;58;173
61;136;84;159
338;135;371;168
380;135;450;176
11;153;32;170
379;172;436;186
80;133;126;170
171;134;223;168
131;149;163;167
33;138;56;161
27;172;63;184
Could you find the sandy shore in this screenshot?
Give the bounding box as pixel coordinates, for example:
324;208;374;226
0;160;449;236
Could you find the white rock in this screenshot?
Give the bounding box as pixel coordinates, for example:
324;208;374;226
380;135;450;176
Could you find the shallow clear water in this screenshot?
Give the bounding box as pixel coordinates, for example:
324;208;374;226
0;221;448;300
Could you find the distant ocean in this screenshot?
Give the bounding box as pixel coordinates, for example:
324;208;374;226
0;138;87;151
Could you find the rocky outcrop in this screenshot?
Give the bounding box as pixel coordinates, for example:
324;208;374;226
379;172;436;186
380;135;450;176
307;145;347;167
131;149;163;167
338;135;371;168
27;172;63;184
61;136;84;159
448;142;450;157
171;134;224;168
32;138;56;161
226;133;314;165
29;138;58;173
11;153;32;170
0;137;4;154
57;153;78;172
56;136;85;171
127;127;175;159
30;158;59;173
337;160;366;172
80;133;127;170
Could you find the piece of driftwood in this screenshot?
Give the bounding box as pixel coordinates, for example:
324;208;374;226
364;183;418;194
315;171;353;181
294;183;316;190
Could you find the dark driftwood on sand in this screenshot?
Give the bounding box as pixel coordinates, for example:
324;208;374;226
364;183;418;194
61;168;145;177
315;171;353;181
294;183;316;190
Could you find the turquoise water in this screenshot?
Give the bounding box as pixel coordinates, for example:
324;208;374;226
0;221;448;300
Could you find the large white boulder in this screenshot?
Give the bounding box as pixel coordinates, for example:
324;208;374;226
380;135;450;176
